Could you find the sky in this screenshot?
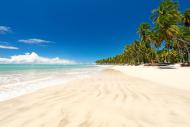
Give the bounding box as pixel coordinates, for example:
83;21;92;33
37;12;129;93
0;0;189;63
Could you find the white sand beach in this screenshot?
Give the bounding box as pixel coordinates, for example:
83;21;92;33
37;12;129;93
1;0;190;126
113;65;190;91
0;67;190;127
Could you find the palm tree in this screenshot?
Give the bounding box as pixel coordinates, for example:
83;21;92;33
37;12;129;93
150;28;163;48
151;0;181;63
182;8;190;27
177;27;190;62
151;0;181;40
151;0;180;26
137;22;151;46
96;0;190;66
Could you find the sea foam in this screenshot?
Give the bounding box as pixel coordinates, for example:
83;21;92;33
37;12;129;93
0;64;103;102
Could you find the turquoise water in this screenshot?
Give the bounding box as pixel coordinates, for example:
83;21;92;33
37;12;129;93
0;64;102;102
0;64;95;72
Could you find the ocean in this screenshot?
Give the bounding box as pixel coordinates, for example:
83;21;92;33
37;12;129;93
0;64;102;102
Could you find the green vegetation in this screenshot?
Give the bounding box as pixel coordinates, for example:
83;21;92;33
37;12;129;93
96;0;190;65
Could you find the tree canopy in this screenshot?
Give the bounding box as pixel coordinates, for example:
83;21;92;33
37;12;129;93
96;0;190;65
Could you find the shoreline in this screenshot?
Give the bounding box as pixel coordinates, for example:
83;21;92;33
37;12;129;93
0;65;104;102
0;68;190;127
1;64;190;102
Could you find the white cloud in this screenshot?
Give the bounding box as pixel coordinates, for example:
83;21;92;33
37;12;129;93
0;26;11;34
0;45;19;50
18;38;50;44
0;52;76;64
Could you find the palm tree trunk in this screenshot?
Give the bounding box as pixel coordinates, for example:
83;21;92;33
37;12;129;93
177;38;190;63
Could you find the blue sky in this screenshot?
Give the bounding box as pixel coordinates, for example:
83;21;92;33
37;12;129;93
0;0;189;63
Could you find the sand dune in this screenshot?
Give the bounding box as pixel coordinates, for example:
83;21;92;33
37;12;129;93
0;69;190;127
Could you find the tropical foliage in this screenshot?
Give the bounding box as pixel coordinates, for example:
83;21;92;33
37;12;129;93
96;0;190;65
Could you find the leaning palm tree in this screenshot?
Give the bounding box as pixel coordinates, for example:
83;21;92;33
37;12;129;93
151;0;181;63
151;0;181;38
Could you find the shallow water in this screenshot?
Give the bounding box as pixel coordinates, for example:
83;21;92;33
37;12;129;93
0;64;102;102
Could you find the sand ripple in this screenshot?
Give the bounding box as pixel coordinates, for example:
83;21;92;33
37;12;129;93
0;69;190;127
